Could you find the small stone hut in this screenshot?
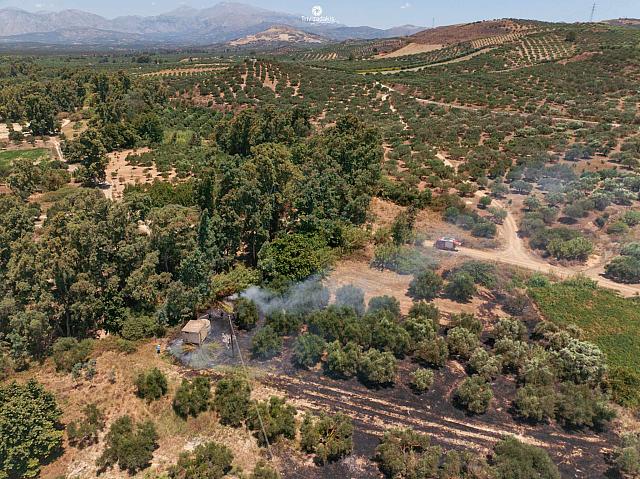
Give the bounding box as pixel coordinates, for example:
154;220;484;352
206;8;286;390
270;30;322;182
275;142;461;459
181;319;211;345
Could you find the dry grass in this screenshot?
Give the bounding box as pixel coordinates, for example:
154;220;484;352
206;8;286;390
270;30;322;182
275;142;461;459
378;43;443;58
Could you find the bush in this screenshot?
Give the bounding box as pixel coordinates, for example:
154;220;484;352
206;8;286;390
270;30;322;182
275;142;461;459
97;416;158;474
169;441;233;479
335;284;366;315
454;375;493;414
247;396;296;446
408;301;439;320
251;460;281;479
446;327;480;360
173;377;211;418
251;326;283;360
376;428;441;479
556;339;606;385
408;269;443;301
492;436;560;479
605;255;640;283
414;337;449;368
326;341;362;378
358;349;397;386
135;368;168;401
214;374;251;427
445;273;476;302
449;313;482;336
555;383;615;429
365;311;411;357
468;348;501;380
613;433;640;478
52;337;93;372
546;237;593;261
409;368;434;393
264;310;301;336
300;412;353;465
0;380;63;478
513;385;556;423
235;298;259;330
494;317;527;341
67;403;105;448
120;314;164;341
494;339;530;373
292;334;326;368
367;295;401;316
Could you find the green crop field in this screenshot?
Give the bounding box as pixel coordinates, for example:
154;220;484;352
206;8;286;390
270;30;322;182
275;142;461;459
531;280;640;405
0;148;50;175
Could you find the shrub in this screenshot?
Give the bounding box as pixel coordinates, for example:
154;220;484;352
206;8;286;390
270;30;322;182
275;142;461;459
169;441;233;479
213;374;251;427
300;413;353;465
468;348;501;380
335;284;366;316
492;436;560;479
358;349;397;386
408;301;439;320
445;273;476;302
120;315;164;341
247;396;296;446
408;269;443;301
414;337;449;368
513;385;556;423
449;313;482;336
367;295;401;316
135;368;168;401
251;460;281;479
292;334;326;369
494;317;527;341
613;433;640;478
173;377;211;418
403;315;438;346
376;428;441;479
546;237;593;261
446;327;480;360
264;310;301;336
97;416;158;474
235;298;259;330
67;403;105;448
251;326;283;360
326;341;361;378
605;255;640;283
472;219;497;238
409;368;434;393
0;380;63;478
556;339;606;385
494;339;530;373
454;376;493;414
365;311;411;357
555;383;615;429
52;337;93;372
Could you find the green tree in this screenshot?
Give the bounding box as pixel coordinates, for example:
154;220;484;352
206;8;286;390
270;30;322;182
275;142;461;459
235;297;259;330
134;368;168;402
367;295;401;316
408;269;443;301
409;368;435;394
513;385;556;423
358;349;397;386
258;234;332;284
172;377;211;419
613;433;640;478
300;412;353;465
492;436;560;479
376;428;441;479
445;273;476;302
414;337;449;368
251;326;283;359
292;334;326;369
0;380;63;479
97;416;158;474
446;327;480;360
555;383;615;429
169;441;233;479
24;93;56;136
454;375;493;414
247;396;296;446
326;341;362;378
66;128;108;186
214;374;251;427
251;461;280;479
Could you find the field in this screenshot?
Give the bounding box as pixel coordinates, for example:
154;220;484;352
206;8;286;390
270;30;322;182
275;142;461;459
530;281;640;384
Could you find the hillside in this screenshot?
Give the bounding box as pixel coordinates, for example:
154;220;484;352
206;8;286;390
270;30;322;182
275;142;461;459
604;18;640;28
229;26;326;47
409;18;537;45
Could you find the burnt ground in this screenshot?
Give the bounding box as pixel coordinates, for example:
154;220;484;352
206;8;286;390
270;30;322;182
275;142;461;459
172;313;617;479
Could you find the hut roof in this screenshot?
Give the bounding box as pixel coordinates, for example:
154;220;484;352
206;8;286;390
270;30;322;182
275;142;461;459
181;319;210;333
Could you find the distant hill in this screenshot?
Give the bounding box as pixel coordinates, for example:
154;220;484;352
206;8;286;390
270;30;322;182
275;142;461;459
229;26;326;47
0;2;425;46
604;18;640;28
410;19;536;45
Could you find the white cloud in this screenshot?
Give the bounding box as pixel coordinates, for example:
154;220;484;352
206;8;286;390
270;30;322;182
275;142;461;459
400;2;411;9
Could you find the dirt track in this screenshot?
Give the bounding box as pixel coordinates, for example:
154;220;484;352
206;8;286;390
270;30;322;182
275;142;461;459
449;200;640;297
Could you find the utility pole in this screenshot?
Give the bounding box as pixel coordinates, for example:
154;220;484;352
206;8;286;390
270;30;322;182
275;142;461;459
590;2;597;22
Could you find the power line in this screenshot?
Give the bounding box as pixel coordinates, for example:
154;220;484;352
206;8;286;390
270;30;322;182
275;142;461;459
226;314;277;464
589;2;597;22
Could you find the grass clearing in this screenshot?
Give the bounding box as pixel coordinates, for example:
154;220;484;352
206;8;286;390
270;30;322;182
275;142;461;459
0;148;50;176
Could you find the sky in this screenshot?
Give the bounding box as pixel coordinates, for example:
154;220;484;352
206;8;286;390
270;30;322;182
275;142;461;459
1;0;639;28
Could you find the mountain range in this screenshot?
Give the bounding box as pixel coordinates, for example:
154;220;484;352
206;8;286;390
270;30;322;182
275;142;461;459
0;2;425;46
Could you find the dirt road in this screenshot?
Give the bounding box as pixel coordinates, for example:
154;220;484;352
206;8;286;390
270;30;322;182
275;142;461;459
450;201;640;297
